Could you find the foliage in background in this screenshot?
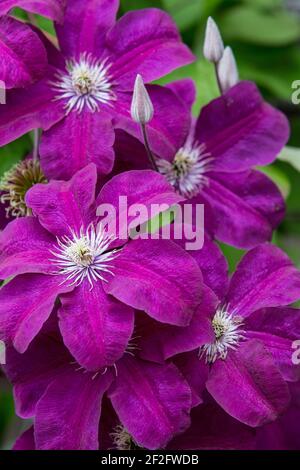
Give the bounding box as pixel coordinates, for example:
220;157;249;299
0;0;300;448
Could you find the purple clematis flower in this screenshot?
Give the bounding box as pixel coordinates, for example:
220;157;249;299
0;163;203;371
0;0;194;180
0;0;66;22
114;80;289;248
6;314;192;450
139;243;300;427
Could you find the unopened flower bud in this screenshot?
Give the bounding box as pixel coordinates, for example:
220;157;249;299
217;47;239;93
131;74;154;125
203;17;224;63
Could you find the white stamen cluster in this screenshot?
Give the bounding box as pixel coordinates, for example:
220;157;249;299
51;224;119;288
199;305;245;364
52;53;116;114
157;142;213;199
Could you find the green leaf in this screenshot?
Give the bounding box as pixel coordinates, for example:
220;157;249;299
220;6;300;46
219;243;245;273
0;136;32;178
121;0;162;11
278;146;300;173
162;0;202;31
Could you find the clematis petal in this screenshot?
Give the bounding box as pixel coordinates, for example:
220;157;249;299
96;169;182;243
139;286;216;363
0;274;73;353
168;401;256;450
246;307;300;382
174;352;209;408
195;81;289;173
40;109;115;180
26;164;97;237
226;244;300;318
35;367;113;450
114;85;191;161
0;0;66;22
166;79;196;112
4;315;71;418
13;427;35;450
206;339;290;427
108;356;191;449
58;280;134;371
103;238;202;327
201;177;275;248
0;74;65;146
0;217;56;279
56;0;119;56
211;169;285;235
106;8;195;90
170;231;229;300
0;17;48;89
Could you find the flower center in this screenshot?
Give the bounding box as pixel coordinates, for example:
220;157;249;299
157;142;213;199
51;224;119;288
0;159;47;218
52;53;116;114
110;425;140;451
199;305;245;364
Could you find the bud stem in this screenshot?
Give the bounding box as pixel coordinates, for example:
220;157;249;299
33;128;41;161
214;63;223;96
141;124;159;172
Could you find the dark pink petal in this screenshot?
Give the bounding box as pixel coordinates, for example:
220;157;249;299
13;427;35;450
227;244;300;318
171;232;229;300
0;17;47;89
139;286;216;363
166;79;196;112
206;340;290;427
96;169;182;242
246;307;300;382
0;217;55;279
201;177;273;248
168;402;256;450
56;0;119;56
114;85;190;161
40;109;115;180
113;130;151;173
106;8;195;90
195;81;289;172
0;74;64;146
174;352;209;408
212;169;285;231
26;164;97;237
0;274;72;353
104;239;202;327
108;356;191;449
58;281;134;371
35;367;113;450
0;0;66;22
5;316;71;418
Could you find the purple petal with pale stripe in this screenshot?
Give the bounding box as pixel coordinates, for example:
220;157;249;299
0;17;47;89
26;164;97;237
108;356;191;449
58;280;134;371
226;244;300;318
0;217;55;280
104;238;203;327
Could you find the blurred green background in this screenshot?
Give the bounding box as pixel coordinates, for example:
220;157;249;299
1;0;300;449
